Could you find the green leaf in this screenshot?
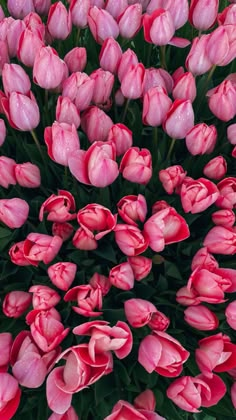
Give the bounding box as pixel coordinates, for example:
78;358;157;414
164;260;182;280
92;241;117;264
95;374;116;404
0;227;12;238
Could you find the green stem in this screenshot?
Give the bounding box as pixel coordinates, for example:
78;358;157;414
121;98;130;123
76;28;80;46
30;130;46;164
166;138;176;161
160;45;167;70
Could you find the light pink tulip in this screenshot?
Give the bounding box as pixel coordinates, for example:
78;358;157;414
118;4;142;39
15;162;41;188
17;27;44;67
0;119;6;146
120;147;152;185
109;262;135;290
69;0;90;29
44;122;80;166
225;301;236;329
99;37;122;74
172;72;196;102
64;284;103;317
56;96;81;128
0;198;29;228
191;247;219;271
89;272;111;296
3;291;32;318
185;35;212;76
207;80;236;122
0;372;21;419
204;226;236;254
47;1;72;40
117;48;138;82
215;177;236;209
186;123;217;155
121;63;145;99
23;233;63;266
142;86;172;127
72;227;98;250
117;194;147;226
81;106;113;143
203;156;227;180
124;298;169;331
90;68;114;105
128;256;152;281
143;67;173;95
107;123;133;156
48;262;77;291
189;0;219;30
77;203;117;240
2;91;40;131
0;156;16;188
39;190;76;223
62;72;95;111
184;305;219;330
105;0;128;19
212;209;235;227
180;177;219;213
33;46;68;90
143;9;175;46
34;0;51;15
7;0;35;18
2;63;31;96
114;224;149;256
163;99;194;139
159;165;186;194
88;6;119;44
64;47;87;73
29;285;61;310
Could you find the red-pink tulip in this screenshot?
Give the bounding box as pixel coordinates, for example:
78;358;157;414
134;389;156;412
39;190;76;223
0;198;29;228
99;37;122;74
128;256;152;281
163;99;194;139
191;247;219;271
159;165;186;194
81;106;113;143
120;63;145;99
47;2;72;40
184;305;219;330
189;0;219;30
204;226;236;254
64;47;87;73
64;284;103;317
88;6;119;44
142;86;172;127
33;46;68;90
109;262;135;290
23;233;63;266
89;272;111;296
72;227;98;250
52;222;74;242
48;262;77;291
14;162;41;188
107;123;133;156
0;156;16;188
44;122;80;166
77;203;117;240
215;177;236;209
120;147;152;185
29;285;61;310
180;177;219;213
9;241;30;266
203;156;227;181
186;123;217;155
3;291;32;318
0;333;12;372
212;209;235;227
114;224;149;256
0;372;21;420
117;194;147;226
62;72;95;111
2;91;40;131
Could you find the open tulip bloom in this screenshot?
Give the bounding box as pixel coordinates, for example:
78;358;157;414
1;0;236;419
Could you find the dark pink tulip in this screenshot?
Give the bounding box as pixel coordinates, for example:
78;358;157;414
81;106;113;142
48;262;77;291
142;86;172;127
7;0;35;18
191;247;219;271
225;301;236;329
70;0;90;29
29;285;61;310
56;96;80;128
185;35;212;76
68;141;119;188
90;68;114;105
120;147;152;185
186;123;217;155
64;284;103;317
203;156;227;180
107;123;133;156
117;194;147;226
15;162;41;188
0;198;29;228
138;330;189;377
72;227;98;250
3;291;32;318
216;177;236;209
117;48;138;82
232;382;236;409
204;226;236;254
77;203;117;240
114;224;149;256
88;6;119;44
189;0;219;30
180;177;219;213
197;373;227;408
39;190;76;223
121;63;145;99
34;46;68;90
118;4;142;39
0;156;16;188
62;72;95;111
143;9;175;46
64;47;87;73
23;233;63;266
47;2;72;40
2;63;31;96
9;241;31;266
128;256;152;281
0;333;12;372
152;200;170;213
184;305;219;330
6;19;25;58
109;262;135;290
89;272;111;296
0;119;6;146
134;389;156;412
17;27;44;67
159;165;186;194
52;222;74;242
44;122;80;166
207;80;236;122
212;209;236;227
172;72;196;103
2;91;40;131
0;373;21;419
99;37;122;74
143;67;173;95
105;0;128;19
163;99;194;139
34;0;51;15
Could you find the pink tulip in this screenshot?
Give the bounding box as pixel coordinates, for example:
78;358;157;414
81;106;113;143
138;330;189;377
0;373;21;419
207;80;236;122
44;122;80;166
89;272;111;296
62;72;95;111
39;190;76;223
64;47;87;73
180;177;219;213
189;0;219;30
2;91;40;131
47;2;72;40
68;141;119;188
9;241;31;266
216;177;236;209
134;389;156;412
17;27;44;67
152;200;170;213
117;194;147;226
34;0;51;15
90;68;114;106
0;156;16;188
29;285;61;310
184;305;219;330
72;227;98;250
118;4;142;39
0;119;6;146
159;165;186;194
64;284;103;317
104;400;148;420
0;198;29;228
143;67;173;95
48;406;79;420
218;4;236;25
0;333;12;372
56;96;81;128
225;301;236;329
142;86;172;127
70;0;90;29
120;147;152;185
185;35;212;76
206;26;231;66
33;46;68;90
227;123;236;145
77;203;117;240
124;298;169;331
107;123;133;156
88;6;119;44
23;233;63;266
48;262;77;291
172;71;196;102
99;37;122;74
203;156;227;180
185;123;217;155
114;224;149;256
23;12;45;36
143;9;175;46
117;48;138;82
14;162;41;188
191;247;219;271
105;0;128;19
109;262;135;290
52;222;74;242
147;0;189;29
121;63;145;99
128;256;152;281
212;209;235;228
231;382;236;409
0;40;9;76
3;291;32;318
7;0;35;19
2;63;31;97
163;99;194;139
204;226;236;255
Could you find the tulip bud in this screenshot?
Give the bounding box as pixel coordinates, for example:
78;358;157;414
117;48;138;82
227;124;236;145
121;63;145;99
105;0;128;19
7;0;35;19
0;198;29;228
109;262;135;290
120;147;152;185
55;96;81;128
184;305;219;330
2;91;40;131
172;72;197;102
90;68;114;106
114;224;149;256
44;122;80;166
211;209;235;228
163;99;194;139
34;0;51;15
33;46;68;90
185;35;212;76
99;37;122;74
107;123;133;156
0;156;16;188
81;106;113;143
186;123;217;155
143;9;175;46
47;1;72;40
225;301;236;330
70;0;90;29
118;4;142;39
62;72;95;111
207;80;236;122
189;0;219;30
64;47;87;73
72;227;98;250
2;63;31;97
15;162;41;188
23;233;63;266
88;6;119;44
142;86;172;127
203;156;227;180
17;28;44;68
128;256;152;281
3;291;32;318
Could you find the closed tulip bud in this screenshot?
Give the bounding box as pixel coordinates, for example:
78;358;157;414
73;227;98;250
88;6;119;44
29;285;61;310
2;91;40;131
17;28;44;67
6;19;26;58
23;233;63;266
185;35;212;76
124;298;158;327
44;122;80;166
0;333;12;371
9;241;31;266
117;48;138;82
143;8;175;46
114;224;149;256
118;4;142;39
206;26;230;66
47;2;72;40
227;124;236;145
2;63;31;97
186;123;217;156
172;72;197;102
0;119;6;146
203;156;227;180
184;305;219;330
191;247;219;271
207;80;236;122
225;301;236;330
143;67;173;95
117;194;147;226
69;0;90;28
134;389;156;412
107;123;133;156
81;106;113;143
128;256;152;281
24;12;45;37
120;147;152;185
99;37;122;74
48;262;77;291
121;63;145;99
163;99;194;139
64;47;87;73
105;0;128;19
7;0;35;19
62;72;95;111
34;46;68;90
216;177;236;209
212;209;235;227
90;68;114;105
109;262;135;290
0;156;16;188
34;0;51;15
52;222;74;241
3;291;32;318
142;86;172;127
147;0;189;29
159;165;186;194
0;40;9;75
0;198;29;228
203;226;236;254
15;162;41;188
189;0;219;30
56;96;81;128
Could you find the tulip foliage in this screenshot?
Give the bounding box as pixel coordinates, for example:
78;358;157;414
1;0;236;419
